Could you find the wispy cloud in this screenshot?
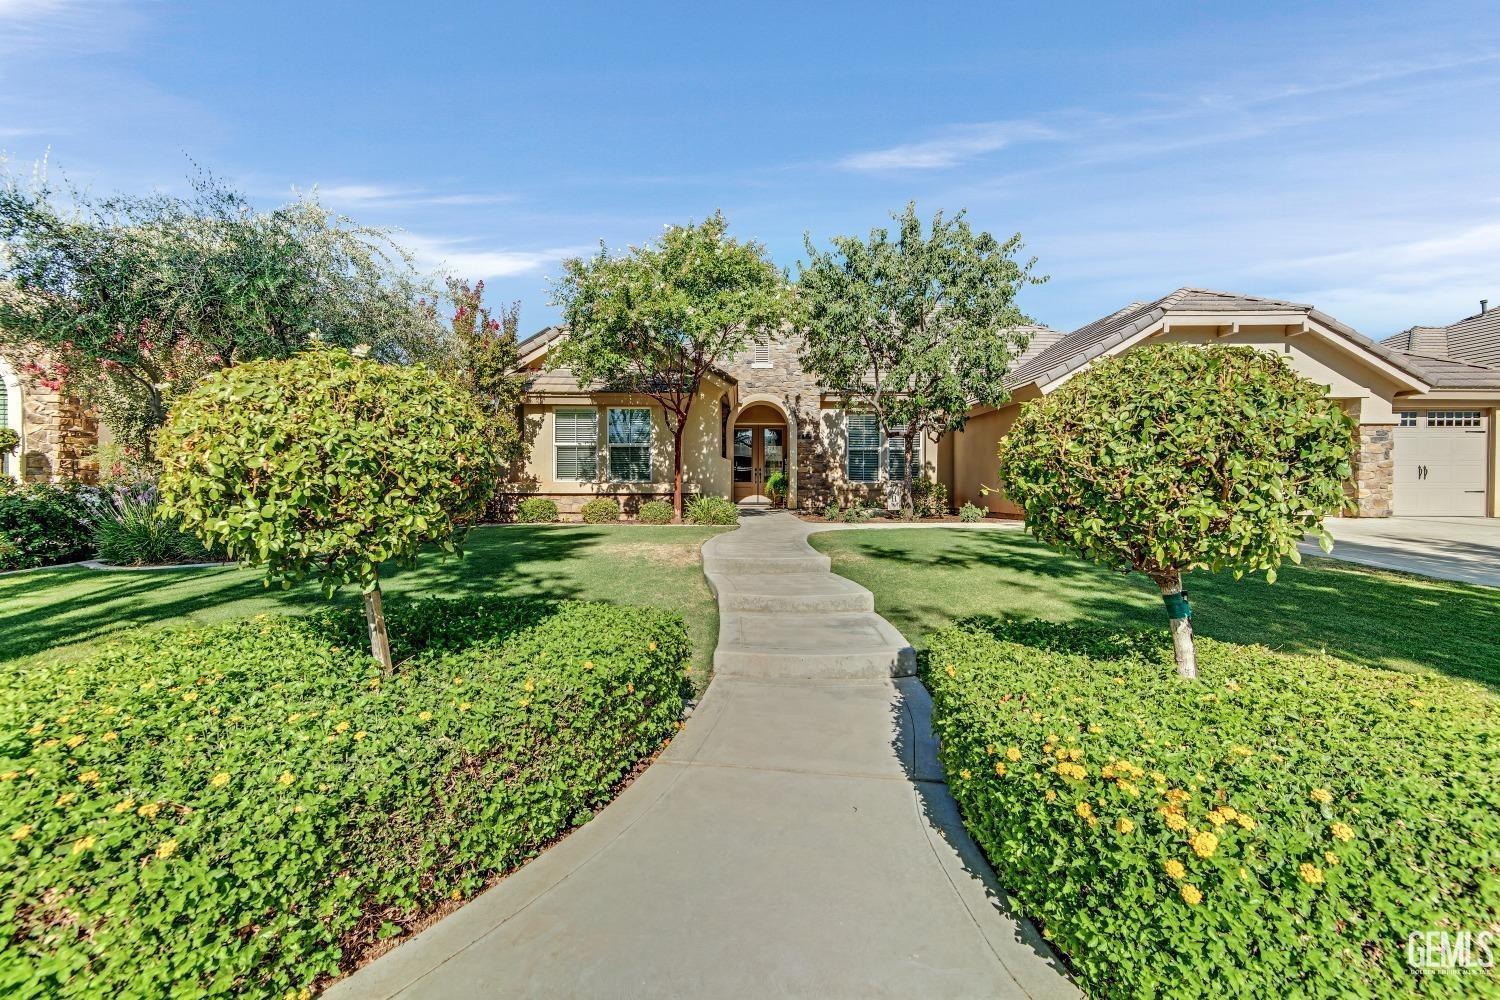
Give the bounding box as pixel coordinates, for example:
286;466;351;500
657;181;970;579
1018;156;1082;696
298;182;513;209
0;0;138;54
838;121;1059;171
400;232;589;280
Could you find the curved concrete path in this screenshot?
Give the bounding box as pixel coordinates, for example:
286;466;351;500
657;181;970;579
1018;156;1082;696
330;511;1076;999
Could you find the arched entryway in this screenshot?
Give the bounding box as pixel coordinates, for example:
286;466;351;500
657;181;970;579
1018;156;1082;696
731;401;789;505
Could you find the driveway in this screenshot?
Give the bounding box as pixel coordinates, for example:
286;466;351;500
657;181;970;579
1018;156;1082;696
1304;517;1500;588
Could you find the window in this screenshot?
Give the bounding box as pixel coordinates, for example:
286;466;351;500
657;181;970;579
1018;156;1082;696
719;396;730;458
886;433;923;481
751;342;772;368
1397;411;1418;428
553;408;598;481
1425;410;1482;428
607;407;653;482
846;413;881;483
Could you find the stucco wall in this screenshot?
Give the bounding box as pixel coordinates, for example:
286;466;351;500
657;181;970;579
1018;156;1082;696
949;405;1021;516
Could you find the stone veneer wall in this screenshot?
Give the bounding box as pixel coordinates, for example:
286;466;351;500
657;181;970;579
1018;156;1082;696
1349;424;1393;517
2;352;100;483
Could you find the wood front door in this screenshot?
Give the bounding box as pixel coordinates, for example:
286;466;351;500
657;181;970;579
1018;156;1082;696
732;425;786;503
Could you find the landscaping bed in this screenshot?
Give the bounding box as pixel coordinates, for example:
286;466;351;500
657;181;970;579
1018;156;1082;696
925;618;1499;999
0;597;690;997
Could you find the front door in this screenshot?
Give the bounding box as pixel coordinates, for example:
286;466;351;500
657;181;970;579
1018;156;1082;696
732;425;787;503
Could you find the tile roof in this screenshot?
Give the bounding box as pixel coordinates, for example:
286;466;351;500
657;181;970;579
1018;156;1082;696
1381;306;1500;368
516;326;738;395
1392;351;1500;390
1005;287;1431;391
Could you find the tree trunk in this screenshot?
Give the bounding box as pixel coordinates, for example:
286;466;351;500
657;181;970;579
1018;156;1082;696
672;422;686;522
1153;571;1196;679
363;581;394;675
900;431;916;517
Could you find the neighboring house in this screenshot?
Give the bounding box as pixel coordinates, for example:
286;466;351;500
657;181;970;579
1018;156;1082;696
505;287;1500;519
0;350;99;483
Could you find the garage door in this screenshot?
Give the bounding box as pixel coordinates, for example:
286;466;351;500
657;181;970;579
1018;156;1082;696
1393;410;1489;516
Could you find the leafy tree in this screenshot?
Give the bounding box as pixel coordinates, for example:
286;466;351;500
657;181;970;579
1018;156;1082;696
156;348;501;671
549;213;796;519
798;203;1044;512
997;344;1354;678
0;170;439;460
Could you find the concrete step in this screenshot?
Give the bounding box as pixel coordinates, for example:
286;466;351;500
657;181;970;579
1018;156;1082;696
714;611;917;679
701;552;831;576
705;572;875;613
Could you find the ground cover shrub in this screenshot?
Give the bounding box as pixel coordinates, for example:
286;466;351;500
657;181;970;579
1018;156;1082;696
839;505;872;523
924;619;1500;999
685;496;738;525
515;497;559;523
637;500;674;524
579;497;621;524
0;597;688;997
910;478;948;518
958;501;985;523
0;482;95;570
92;483;217;566
822;501;840;520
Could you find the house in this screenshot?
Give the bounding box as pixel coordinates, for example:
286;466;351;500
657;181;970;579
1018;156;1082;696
500;287;1500;520
0;350;99;483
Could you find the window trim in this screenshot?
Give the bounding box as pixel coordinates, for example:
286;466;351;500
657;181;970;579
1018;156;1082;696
750;342;772;369
1425;409;1482;428
607;406;654;483
1397;410;1418;428
553;407;599;482
845;412;882;483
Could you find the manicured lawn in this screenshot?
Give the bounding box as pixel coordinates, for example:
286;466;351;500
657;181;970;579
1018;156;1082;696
809;526;1500;687
1;524;728;688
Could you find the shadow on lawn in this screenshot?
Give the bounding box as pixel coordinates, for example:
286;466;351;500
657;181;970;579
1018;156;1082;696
0;526;611;664
841;530;1500;690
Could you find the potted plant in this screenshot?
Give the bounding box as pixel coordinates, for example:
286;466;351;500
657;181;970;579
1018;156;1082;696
765;469;788;508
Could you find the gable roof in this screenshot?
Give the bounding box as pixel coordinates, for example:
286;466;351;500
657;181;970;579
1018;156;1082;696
1005;287;1432;393
1393;351;1500;390
514;325;738;396
1381;306;1500;368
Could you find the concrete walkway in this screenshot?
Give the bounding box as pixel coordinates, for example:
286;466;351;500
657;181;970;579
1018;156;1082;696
1301;516;1500;588
330;510;1076;999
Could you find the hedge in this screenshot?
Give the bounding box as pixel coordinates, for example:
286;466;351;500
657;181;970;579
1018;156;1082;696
925;619;1499;999
637;500;674;524
579;497;621;524
514;497;559;523
0;597;688;997
0;483;95;571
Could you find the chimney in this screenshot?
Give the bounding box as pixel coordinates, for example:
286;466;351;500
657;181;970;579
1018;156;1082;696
1481;299;1489;314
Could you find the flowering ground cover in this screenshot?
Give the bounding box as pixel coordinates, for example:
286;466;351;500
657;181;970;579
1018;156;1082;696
926;619;1498;998
0;598;689;997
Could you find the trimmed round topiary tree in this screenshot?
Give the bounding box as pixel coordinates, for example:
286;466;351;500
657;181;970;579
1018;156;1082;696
157;347;501;671
997;344;1355;678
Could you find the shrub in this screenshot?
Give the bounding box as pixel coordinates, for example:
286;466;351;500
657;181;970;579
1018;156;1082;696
910;477;949;518
0;427;18;456
515;497;559;523
822;501;841;520
579;497;621;524
765;469;788;506
0;598;689;997
958;501;986;523
685;496;738;525
839;504;871;523
997;344;1354;677
637;499;674;524
0;482;95;570
925;619;1499;999
92;484;216;566
157;348;501;671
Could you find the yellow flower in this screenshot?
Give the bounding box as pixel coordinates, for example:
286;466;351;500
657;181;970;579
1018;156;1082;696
418;711;433;722
1044;790;1057;803
518;698;531;708
627;682;635;694
71;835;96;854
1030;712;1042;723
1190;831;1219;859
155;838;178;860
354;731;367;741
101;731;118;742
1235;813;1257;830
0;771;18;782
1299;863;1324;886
138;801;161;819
1075;801;1094;820
1006;746;1022;762
453;676;464;686
1164;859;1186;880
27;723;44;736
11;824;32;841
277;772;294;786
55;792;78;807
1205;809;1229;827
112;797;134;814
458;702;471;712
1180;883;1202;906
182;691;198;703
1164;788;1191;805
76;770;101;787
65;734;86;749
1310;788;1333;805
334;720;350;733
993;761;1007;776
1087;724;1103;734
1164;812;1189;833
1329;822;1354;842
1118;781;1140;798
1324;851;1340;866
1115;817;1135;835
944;664;956;678
959;769;972;781
523;679;535;693
584;660;594;670
211;772;230;788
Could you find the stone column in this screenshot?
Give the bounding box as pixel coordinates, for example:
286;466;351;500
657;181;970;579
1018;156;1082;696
1349;425;1394;517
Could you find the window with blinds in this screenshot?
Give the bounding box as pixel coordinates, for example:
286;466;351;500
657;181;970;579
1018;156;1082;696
554;408;598;481
608;407;653;482
886;433;922;481
846;413;881;483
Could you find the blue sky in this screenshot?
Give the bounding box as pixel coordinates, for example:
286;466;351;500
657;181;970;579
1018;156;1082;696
2;0;1498;338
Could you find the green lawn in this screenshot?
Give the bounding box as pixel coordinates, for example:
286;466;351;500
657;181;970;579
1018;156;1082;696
1;524;727;688
809;526;1500;688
